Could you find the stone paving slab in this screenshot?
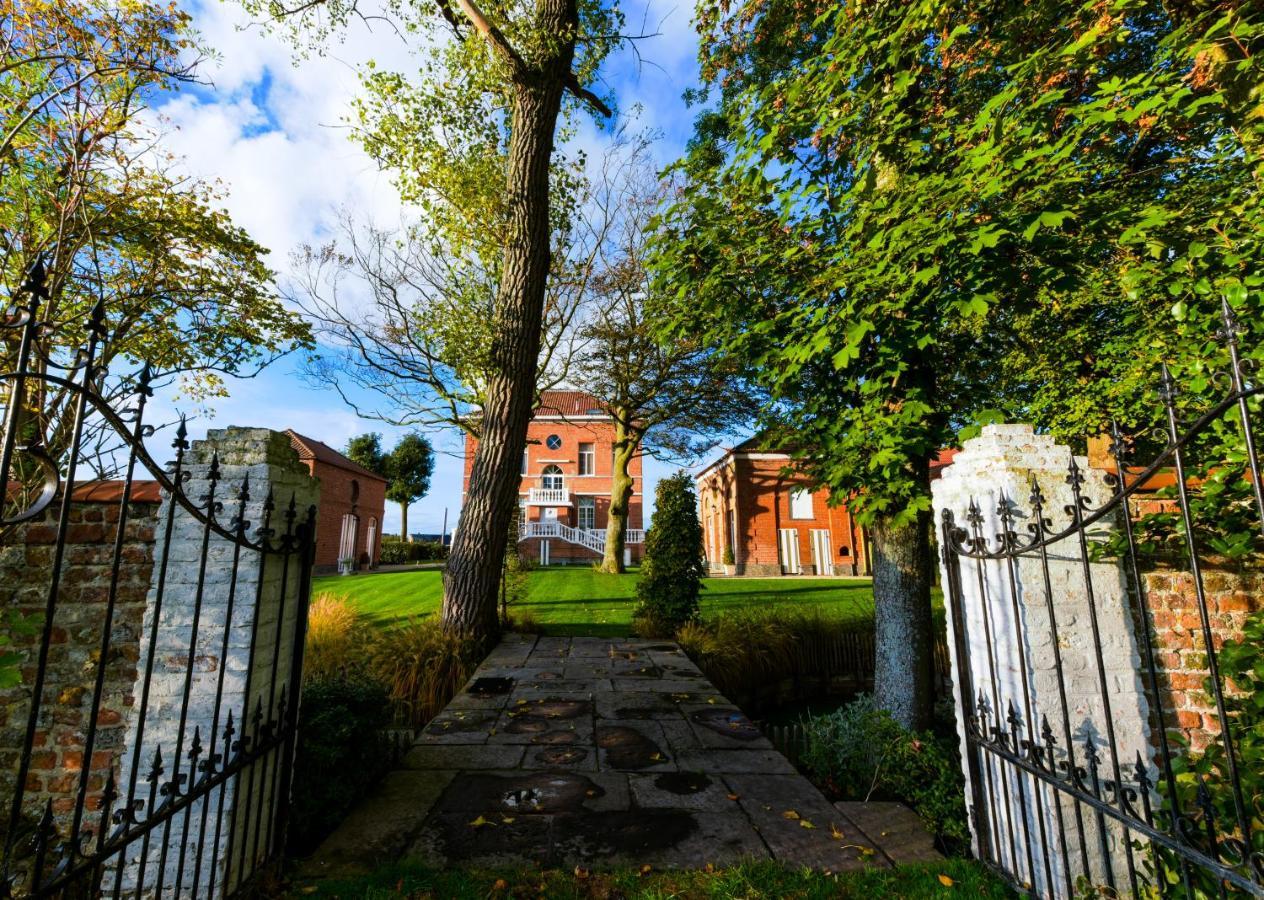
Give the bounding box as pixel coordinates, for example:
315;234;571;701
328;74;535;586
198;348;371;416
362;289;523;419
299;634;936;882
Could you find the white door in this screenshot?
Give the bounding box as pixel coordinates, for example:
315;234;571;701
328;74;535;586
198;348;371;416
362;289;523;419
540;540;550;566
778;528;800;575
811;529;832;576
338;514;358;573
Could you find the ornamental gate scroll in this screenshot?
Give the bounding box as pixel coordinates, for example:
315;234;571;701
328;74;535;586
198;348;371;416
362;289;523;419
934;304;1264;898
0;262;319;897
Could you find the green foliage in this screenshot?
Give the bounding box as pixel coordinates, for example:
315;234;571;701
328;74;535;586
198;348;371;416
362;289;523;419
652;0;1264;527
1;0;311;460
721;545;735;566
799;695;968;851
634;473;706;634
345;433;388;476
289;675;393;854
367;618;480;726
385;432;435;509
0;610;39;689
1147;609;1264;896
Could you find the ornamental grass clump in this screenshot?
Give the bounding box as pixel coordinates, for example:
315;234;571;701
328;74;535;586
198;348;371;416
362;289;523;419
633;472;706;636
367;617;480;726
303;593;368;682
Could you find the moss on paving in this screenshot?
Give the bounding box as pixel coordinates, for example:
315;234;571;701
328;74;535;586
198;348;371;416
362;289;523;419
311;567;889;635
292;858;1012;899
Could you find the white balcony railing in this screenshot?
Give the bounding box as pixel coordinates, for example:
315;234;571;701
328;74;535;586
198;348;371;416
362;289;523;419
527;487;570;505
518;521;645;551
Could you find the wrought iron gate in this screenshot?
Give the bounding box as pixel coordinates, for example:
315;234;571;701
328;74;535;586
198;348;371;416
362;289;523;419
940;304;1264;897
0;262;317;896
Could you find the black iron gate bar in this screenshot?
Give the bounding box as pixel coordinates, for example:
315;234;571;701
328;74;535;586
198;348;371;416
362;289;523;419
0;261;317;898
939;302;1264;898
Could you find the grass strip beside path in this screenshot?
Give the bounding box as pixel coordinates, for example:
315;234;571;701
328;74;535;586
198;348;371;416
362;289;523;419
293;858;1012;899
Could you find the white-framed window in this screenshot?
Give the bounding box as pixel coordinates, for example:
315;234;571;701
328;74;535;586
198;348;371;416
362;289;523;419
578;496;595;530
521;450;528;475
790;488;814;520
541;464;564;491
578;442;595;475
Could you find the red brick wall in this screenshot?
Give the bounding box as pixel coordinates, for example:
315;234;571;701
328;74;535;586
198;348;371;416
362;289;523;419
696;453;869;576
463;415;645;563
1142;565;1262;752
0;488;158;835
301;460;386;570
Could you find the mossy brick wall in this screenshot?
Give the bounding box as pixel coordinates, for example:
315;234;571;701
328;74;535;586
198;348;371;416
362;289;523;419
1142;565;1263;752
0;486;159;834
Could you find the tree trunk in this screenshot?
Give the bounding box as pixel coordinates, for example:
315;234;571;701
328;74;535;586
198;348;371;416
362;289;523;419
599;420;638;574
400;501;409;542
870;509;935;731
441;9;573;638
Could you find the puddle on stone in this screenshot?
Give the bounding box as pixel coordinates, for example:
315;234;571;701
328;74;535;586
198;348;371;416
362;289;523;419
615;665;664;679
654;772;712;795
505;715;551;735
555;809;697;858
531;730;578;745
468;676;514;696
689;709;762;741
597;726;669;769
534;746;588;766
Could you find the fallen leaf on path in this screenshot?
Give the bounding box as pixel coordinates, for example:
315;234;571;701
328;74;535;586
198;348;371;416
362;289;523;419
493;879;508;891
830;824;846;840
799;819;816;829
782;810;800;820
468;815;494;828
726;793;739;801
502;816;515;824
938;874;954;887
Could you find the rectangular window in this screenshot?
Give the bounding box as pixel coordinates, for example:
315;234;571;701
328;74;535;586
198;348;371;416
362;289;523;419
521;450;528;475
790;488;815;520
578;442;595;476
578;496;595;530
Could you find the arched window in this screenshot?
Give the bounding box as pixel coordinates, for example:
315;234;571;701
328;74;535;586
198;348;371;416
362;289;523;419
541;464;564;491
365;516;378;559
350;479;360;505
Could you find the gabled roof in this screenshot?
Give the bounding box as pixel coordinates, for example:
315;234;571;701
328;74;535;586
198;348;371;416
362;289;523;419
536;390;607;417
286;431;388;482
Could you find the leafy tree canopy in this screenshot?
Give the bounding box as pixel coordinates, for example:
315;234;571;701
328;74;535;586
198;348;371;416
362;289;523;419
653;0;1264;526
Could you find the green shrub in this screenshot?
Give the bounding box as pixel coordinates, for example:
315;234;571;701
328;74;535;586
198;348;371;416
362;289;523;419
303;594;368;682
379;539;448;565
634;472;706;635
799;694;968;851
289;676;393;854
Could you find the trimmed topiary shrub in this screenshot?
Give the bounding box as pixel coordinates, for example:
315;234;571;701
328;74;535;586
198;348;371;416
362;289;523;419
633;472;706;636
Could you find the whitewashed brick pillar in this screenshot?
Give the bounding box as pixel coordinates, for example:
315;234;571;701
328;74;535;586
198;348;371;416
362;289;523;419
113;428;319;898
932;424;1152;898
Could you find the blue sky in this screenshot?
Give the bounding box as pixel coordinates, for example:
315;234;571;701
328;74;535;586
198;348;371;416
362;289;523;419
146;0;726;537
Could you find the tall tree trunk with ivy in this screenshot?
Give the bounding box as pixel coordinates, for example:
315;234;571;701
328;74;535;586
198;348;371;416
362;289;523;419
599;418;639;574
442;15;574;637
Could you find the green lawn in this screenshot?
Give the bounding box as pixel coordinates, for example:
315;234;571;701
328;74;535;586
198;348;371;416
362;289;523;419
311;566;882;636
295;857;1013;899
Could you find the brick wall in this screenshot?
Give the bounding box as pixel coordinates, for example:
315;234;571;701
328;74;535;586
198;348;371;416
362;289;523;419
696;452;869;577
305;458;386;571
0;483;159;835
1142;564;1262;752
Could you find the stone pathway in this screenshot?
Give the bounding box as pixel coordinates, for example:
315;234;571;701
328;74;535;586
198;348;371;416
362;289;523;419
298;635;939;882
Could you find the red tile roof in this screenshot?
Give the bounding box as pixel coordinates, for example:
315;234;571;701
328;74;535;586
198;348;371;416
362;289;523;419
286;431;388;482
536;390;607;417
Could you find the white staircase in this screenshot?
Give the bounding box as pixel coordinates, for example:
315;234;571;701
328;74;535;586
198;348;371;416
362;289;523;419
519;521;644;552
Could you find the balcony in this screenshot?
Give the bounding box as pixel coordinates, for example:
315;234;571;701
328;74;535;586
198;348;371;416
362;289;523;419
526;487;570;505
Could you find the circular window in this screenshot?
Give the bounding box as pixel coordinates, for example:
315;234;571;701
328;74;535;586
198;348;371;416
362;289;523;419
546;434;562;450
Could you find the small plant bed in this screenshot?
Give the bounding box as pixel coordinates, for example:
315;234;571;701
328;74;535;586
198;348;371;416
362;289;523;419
290;857;1013;898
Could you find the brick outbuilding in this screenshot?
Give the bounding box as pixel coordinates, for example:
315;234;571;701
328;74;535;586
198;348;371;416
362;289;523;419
461;391;645;566
695;438;871;576
286;431;387;573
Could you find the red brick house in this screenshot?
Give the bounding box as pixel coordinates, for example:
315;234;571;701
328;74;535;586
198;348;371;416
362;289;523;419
461;391;645;566
695;438;871;576
286;431;387;573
